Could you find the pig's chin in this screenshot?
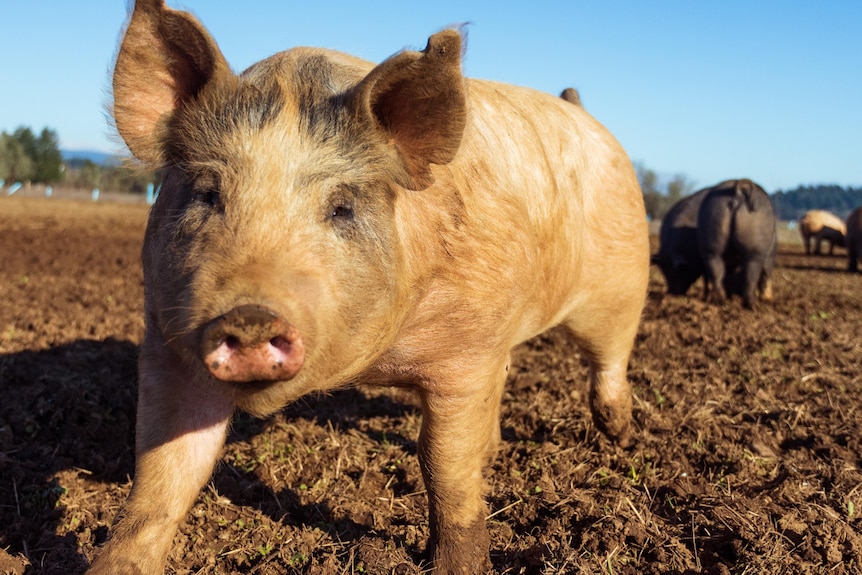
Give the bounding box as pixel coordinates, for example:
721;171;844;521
229;376;314;418
219;375;285;391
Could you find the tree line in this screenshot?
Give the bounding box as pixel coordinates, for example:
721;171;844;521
770;185;862;221
636;162;862;222
1;126;157;194
4;125;860;216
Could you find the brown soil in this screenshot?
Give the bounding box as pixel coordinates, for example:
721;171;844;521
1;195;860;575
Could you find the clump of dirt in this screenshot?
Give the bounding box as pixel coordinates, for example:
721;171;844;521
1;196;860;574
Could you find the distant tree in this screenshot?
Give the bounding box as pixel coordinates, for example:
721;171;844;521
0;133;9;180
0;126;63;183
666;174;695;204
12;127;36;160
636;163;662;220
33;128;64;183
0;131;34;182
636;162;695;220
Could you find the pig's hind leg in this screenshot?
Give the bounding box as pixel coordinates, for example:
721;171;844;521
741;256;767;309
87;342;234;575
702;253;728;304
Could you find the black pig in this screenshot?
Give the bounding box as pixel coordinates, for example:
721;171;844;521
697;179;776;308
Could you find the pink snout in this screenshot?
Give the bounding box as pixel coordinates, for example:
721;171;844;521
200;305;305;383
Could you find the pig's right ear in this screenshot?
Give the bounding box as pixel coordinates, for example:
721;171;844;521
350;30;467;191
112;0;231;166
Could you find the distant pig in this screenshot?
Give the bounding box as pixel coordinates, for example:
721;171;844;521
87;1;649;574
846;206;862;272
653;188;710;295
799;209;846;255
697;179;777;308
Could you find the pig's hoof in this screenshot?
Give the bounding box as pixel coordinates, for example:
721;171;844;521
590;404;632;447
429;519;492;575
599;417;632;448
86;559;145;575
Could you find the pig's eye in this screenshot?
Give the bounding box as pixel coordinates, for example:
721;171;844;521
192;190;221;207
330;204;354;220
326;188;358;230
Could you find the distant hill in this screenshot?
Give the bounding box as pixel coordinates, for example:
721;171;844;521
771;185;862;221
61;149;124;167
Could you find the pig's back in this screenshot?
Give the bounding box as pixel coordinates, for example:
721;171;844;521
435;79;648;338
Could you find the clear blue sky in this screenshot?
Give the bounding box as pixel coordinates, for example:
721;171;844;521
1;1;860;192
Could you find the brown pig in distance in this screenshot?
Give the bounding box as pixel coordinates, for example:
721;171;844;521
89;1;650;573
799;209;846;256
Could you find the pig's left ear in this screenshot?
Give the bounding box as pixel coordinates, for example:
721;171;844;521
351;30;467;191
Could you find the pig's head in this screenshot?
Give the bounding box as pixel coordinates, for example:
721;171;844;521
656;226;703;296
662;255;703;295
113;0;466;415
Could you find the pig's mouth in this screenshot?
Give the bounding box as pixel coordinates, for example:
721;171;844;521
199;304;305;384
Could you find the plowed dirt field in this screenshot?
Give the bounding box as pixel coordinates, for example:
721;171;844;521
1;196;860;574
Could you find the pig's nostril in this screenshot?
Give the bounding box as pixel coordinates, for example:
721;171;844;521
270;336;291;352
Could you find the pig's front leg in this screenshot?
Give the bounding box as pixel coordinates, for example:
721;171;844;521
417;360;507;575
87;342;234;575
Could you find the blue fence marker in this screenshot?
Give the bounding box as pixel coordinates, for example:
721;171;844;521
46;185;53;198
146;182;155;205
92;188;100;201
8;182;22;195
0;179;4;189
